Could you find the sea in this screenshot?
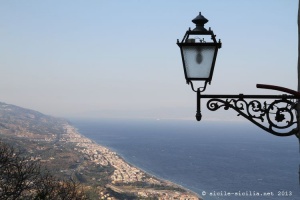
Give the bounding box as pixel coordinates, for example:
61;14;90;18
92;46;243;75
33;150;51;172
70;118;300;200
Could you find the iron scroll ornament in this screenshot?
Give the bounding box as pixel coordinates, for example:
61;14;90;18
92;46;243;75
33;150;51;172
206;97;298;137
194;84;300;137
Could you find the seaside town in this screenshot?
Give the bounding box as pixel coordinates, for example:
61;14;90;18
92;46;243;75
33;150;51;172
60;124;200;199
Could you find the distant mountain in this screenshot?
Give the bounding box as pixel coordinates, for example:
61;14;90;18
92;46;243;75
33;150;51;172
0;102;67;137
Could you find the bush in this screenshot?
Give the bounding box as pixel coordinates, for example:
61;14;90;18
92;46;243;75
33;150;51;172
0;140;87;200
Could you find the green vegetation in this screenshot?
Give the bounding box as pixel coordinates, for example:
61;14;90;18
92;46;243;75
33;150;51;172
115;181;186;192
106;188;138;200
0;140;87;200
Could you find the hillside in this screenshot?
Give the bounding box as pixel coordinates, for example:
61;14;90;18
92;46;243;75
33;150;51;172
0;102;67;138
0;102;200;199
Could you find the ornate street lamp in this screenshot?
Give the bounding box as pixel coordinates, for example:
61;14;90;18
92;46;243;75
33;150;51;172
177;12;221;93
177;12;300;137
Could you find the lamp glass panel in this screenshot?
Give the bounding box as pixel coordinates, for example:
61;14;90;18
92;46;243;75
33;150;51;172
182;46;216;79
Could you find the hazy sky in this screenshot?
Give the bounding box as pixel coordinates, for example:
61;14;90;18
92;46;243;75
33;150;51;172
0;0;298;120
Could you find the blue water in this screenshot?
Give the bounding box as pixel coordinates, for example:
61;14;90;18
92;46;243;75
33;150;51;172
71;118;300;200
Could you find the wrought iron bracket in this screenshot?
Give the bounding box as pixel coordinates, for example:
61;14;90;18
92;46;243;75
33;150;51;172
195;84;300;137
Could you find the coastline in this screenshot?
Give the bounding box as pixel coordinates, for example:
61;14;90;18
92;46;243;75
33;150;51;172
63;123;201;199
94;141;201;198
96;141;201;198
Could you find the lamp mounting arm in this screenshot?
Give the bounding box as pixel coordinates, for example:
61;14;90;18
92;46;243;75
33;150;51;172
197;84;300;137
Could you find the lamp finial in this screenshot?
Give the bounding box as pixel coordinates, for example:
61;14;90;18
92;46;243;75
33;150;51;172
192;12;209;32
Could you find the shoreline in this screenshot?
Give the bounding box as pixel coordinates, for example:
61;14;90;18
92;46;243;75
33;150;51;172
97;142;200;198
64;123;202;199
98;143;201;198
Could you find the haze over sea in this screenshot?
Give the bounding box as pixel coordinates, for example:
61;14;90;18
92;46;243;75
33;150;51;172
71;118;300;200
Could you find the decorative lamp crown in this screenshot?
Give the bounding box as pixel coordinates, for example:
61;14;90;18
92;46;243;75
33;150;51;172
177;12;221;92
192;12;209;32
